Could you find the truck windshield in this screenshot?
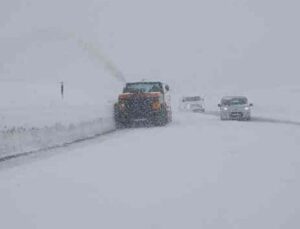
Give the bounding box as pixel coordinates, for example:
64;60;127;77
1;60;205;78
222;98;247;106
123;83;162;93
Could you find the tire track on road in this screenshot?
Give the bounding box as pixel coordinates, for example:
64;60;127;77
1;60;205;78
251;117;300;126
202;110;300;127
0;129;116;165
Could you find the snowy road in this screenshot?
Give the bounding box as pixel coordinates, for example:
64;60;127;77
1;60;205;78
0;112;300;229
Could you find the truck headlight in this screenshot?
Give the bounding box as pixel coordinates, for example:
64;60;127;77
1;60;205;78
244;107;250;111
152;101;161;110
223;107;228;111
119;103;126;111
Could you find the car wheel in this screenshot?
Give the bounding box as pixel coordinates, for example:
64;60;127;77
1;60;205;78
167;110;172;123
220;115;226;121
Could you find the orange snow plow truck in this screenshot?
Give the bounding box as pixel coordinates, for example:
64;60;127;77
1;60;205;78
114;81;172;128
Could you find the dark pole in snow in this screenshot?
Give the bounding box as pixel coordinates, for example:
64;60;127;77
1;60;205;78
60;81;64;99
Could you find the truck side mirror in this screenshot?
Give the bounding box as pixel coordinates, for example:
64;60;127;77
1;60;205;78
165;85;170;91
249;103;253;107
218;104;221;107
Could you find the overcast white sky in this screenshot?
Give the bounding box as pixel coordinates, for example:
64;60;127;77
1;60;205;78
0;0;299;91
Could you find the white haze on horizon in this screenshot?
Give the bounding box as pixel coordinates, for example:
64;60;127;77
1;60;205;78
0;0;299;92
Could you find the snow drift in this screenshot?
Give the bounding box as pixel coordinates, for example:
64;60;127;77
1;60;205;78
0;116;115;159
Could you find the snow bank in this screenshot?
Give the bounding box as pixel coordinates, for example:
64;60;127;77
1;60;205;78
0;78;120;159
0;5;125;158
0;116;115;159
0;33;123;159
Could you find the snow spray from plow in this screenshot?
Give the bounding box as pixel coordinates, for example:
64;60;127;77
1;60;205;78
61;30;126;83
0;28;127;83
75;37;126;83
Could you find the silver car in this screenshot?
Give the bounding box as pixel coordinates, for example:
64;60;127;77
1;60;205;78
218;96;253;120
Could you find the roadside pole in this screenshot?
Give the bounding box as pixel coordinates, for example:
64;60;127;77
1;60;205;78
60;81;64;100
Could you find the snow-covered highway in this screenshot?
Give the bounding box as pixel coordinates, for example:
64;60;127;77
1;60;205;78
1;112;299;229
2;0;300;228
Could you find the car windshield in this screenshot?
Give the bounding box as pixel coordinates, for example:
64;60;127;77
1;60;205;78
182;96;201;102
123;83;162;93
222;97;247;106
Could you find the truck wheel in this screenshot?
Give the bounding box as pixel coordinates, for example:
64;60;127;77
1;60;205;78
156;109;168;126
115;117;131;129
162;113;169;126
168;110;173;123
115;121;127;129
114;104;130;129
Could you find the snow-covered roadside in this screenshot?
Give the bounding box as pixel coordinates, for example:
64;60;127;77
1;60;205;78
0;32;123;158
0;80;118;158
0;116;115;159
0;64;122;158
0;82;116;158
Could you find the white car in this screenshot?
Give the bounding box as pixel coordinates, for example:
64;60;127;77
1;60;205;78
180;96;205;112
218;96;253;120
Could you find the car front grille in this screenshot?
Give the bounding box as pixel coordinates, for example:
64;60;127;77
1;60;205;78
230;112;243;118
